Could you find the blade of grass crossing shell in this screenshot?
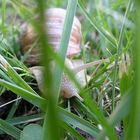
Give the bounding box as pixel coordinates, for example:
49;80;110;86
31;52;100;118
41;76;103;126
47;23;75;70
43;0;78;139
53;0;78;103
34;0;60;139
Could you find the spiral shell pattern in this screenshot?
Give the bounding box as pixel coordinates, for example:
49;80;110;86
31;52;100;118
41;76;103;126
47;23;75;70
20;8;82;65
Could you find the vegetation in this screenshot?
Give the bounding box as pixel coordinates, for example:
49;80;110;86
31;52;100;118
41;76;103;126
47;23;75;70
0;0;139;140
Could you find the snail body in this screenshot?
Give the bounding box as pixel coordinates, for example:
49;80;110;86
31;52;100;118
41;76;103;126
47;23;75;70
29;62;83;101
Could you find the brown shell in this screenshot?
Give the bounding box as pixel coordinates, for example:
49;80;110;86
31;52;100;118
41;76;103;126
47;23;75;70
20;8;82;65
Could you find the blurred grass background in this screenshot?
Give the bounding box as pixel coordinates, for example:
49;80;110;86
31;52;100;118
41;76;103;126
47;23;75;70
0;0;139;140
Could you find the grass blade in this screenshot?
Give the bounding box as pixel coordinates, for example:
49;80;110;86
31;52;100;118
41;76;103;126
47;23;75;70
112;0;132;110
7;114;44;125
78;0;117;47
35;0;79;139
0;119;21;139
60;121;85;140
125;0;140;139
60;108;99;138
0;54;37;94
0;79;47;110
53;0;78;103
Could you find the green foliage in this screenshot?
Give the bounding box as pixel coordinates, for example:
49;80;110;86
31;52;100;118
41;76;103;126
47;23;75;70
0;119;21;139
0;0;138;140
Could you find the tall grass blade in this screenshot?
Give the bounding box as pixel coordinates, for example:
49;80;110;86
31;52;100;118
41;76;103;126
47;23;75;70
125;0;140;139
40;0;78;139
112;0;132;110
53;0;78;103
78;0;117;47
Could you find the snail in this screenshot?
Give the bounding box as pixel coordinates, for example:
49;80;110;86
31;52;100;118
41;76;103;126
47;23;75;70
29;58;109;101
20;8;108;101
20;8;84;100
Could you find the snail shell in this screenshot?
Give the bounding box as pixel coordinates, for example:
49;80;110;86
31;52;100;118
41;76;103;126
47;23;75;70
20;8;82;65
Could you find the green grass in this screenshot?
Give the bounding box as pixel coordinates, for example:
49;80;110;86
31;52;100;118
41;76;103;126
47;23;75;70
0;0;139;140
